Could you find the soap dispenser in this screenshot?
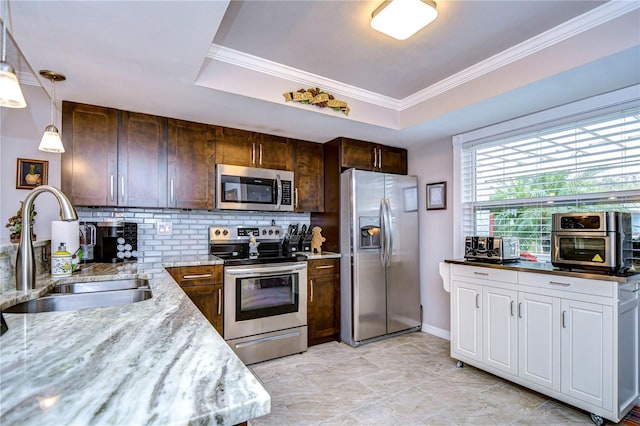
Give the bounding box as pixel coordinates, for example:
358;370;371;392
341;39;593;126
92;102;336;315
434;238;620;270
52;242;72;277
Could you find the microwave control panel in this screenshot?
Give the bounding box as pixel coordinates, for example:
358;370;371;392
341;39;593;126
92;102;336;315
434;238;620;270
281;180;292;206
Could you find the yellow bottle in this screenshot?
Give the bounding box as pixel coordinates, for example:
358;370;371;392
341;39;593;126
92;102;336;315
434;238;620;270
52;243;72;277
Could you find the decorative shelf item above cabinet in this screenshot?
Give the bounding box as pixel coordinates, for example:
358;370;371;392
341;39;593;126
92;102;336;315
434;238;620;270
291;139;324;212
215;126;292;171
307;258;340;346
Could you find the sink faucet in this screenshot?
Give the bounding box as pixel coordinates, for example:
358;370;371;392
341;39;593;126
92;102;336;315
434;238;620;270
15;185;78;292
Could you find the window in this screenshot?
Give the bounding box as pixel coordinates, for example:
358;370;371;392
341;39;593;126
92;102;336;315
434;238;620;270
459;106;640;260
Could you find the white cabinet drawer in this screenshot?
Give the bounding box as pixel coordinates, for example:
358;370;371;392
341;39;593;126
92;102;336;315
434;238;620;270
451;264;517;283
518;272;614;298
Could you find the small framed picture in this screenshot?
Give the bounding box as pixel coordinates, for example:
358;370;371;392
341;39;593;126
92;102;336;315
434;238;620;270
16;158;48;189
426;181;446;210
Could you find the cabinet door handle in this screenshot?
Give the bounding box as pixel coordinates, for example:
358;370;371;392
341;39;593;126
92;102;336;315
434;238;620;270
473;272;489;276
510;301;515;316
475;294;480;309
550;281;570;287
294;188;299;208
183;273;213;279
252;142;256;165
170;179;174;204
562;310;567;328
120;176;125;201
259;143;263;165
110;174;115;201
310;279;314;302
315;265;334;270
378;148;382;170
373;148;377;168
217;288;222;316
518;302;522;318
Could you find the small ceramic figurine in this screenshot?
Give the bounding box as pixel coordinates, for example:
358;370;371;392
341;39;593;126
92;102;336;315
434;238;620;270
310;226;326;254
249;234;260;257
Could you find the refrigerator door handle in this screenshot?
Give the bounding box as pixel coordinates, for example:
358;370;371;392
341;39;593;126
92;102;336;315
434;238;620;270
379;199;386;266
384;199;393;266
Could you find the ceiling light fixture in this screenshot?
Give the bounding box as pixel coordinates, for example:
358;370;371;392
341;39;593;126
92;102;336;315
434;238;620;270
38;70;65;153
370;0;438;40
0;0;26;108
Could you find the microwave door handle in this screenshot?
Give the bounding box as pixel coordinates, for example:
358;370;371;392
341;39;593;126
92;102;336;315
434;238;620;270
276;174;282;210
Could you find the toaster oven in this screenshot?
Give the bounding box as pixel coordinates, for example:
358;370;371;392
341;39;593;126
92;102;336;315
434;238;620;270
464;236;520;263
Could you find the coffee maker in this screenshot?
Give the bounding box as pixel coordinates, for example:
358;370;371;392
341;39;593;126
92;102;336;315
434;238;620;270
94;222;138;263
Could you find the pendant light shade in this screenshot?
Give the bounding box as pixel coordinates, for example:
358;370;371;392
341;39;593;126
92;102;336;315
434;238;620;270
0;0;27;107
371;0;438;40
38;70;65;153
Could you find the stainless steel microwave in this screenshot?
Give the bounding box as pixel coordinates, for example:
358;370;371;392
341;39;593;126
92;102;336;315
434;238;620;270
216;164;294;211
551;212;632;274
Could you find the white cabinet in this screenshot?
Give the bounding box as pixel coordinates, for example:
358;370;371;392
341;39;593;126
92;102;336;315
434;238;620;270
451;280;482;362
448;263;638;424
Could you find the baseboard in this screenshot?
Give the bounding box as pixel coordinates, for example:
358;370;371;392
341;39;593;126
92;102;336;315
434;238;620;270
421;323;450;340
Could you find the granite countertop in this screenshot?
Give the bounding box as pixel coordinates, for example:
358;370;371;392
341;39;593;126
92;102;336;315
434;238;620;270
0;261;270;425
303;251;341;260
445;258;640;283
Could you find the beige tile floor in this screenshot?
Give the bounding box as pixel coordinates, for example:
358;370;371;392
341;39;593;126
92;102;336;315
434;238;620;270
249;331;607;425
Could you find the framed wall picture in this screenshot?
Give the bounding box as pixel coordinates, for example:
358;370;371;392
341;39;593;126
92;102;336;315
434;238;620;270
16;158;48;189
426;181;446;210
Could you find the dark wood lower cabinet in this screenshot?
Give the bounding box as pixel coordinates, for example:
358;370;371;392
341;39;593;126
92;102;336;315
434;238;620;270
167;265;223;334
307;258;340;346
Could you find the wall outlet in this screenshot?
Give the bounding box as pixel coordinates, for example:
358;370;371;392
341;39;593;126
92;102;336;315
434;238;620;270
156;222;173;236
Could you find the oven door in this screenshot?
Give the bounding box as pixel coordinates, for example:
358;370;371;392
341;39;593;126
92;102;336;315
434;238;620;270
224;262;307;340
551;232;616;270
216;164;294;211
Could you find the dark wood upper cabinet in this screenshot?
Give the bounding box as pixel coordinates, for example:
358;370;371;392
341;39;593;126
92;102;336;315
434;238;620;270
215;126;292;170
118;111;168;207
214;126;255;167
338;137;407;175
168;120;215;209
62;101;118;206
291;139;324;212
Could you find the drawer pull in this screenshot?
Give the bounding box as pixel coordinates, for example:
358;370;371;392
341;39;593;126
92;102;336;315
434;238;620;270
550;281;570;287
217;288;222;315
315;265;334;270
183;273;213;279
473;272;489;276
310;279;314;302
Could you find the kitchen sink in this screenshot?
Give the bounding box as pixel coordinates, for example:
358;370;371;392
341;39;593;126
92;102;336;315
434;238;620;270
3;288;153;314
50;278;149;294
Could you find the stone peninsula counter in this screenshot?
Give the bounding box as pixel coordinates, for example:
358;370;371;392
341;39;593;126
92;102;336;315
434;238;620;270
0;259;269;426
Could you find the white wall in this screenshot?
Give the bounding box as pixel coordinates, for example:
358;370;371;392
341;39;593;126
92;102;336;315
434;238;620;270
1;84;62;244
408;137;453;339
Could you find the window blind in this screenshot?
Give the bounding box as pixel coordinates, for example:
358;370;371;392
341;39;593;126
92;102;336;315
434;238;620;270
461;107;640;258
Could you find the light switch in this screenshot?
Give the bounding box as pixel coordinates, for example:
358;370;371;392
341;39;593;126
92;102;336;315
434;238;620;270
156;222;173;236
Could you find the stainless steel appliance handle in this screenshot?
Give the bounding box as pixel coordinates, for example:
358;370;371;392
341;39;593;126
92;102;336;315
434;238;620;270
182;273;213;279
225;263;307;276
234;330;301;349
384;199;393;266
276;174;282;210
379;199;386;266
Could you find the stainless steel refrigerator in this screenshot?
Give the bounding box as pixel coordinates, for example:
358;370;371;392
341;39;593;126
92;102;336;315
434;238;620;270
340;169;421;347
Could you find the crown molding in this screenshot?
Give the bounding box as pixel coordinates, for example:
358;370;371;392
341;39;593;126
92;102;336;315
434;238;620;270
401;1;639;110
207;43;402;110
207;1;638;112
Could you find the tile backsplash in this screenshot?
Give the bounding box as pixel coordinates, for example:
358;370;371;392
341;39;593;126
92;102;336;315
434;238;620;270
76;207;311;273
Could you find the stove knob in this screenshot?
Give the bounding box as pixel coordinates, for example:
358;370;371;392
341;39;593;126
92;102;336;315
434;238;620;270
275;229;280;235
262;229;267;235
215;229;221;236
222;229;228;236
269;229;274;235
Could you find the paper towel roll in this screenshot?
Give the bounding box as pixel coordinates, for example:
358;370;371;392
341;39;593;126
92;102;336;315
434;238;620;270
52;221;80;264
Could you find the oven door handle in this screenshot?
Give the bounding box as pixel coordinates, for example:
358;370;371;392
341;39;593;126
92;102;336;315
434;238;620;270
225;263;307;276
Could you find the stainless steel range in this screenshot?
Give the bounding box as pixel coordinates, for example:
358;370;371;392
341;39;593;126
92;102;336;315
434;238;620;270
209;225;308;364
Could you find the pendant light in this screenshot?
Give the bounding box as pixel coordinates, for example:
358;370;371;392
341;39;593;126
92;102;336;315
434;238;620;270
38;70;65;153
0;0;26;108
